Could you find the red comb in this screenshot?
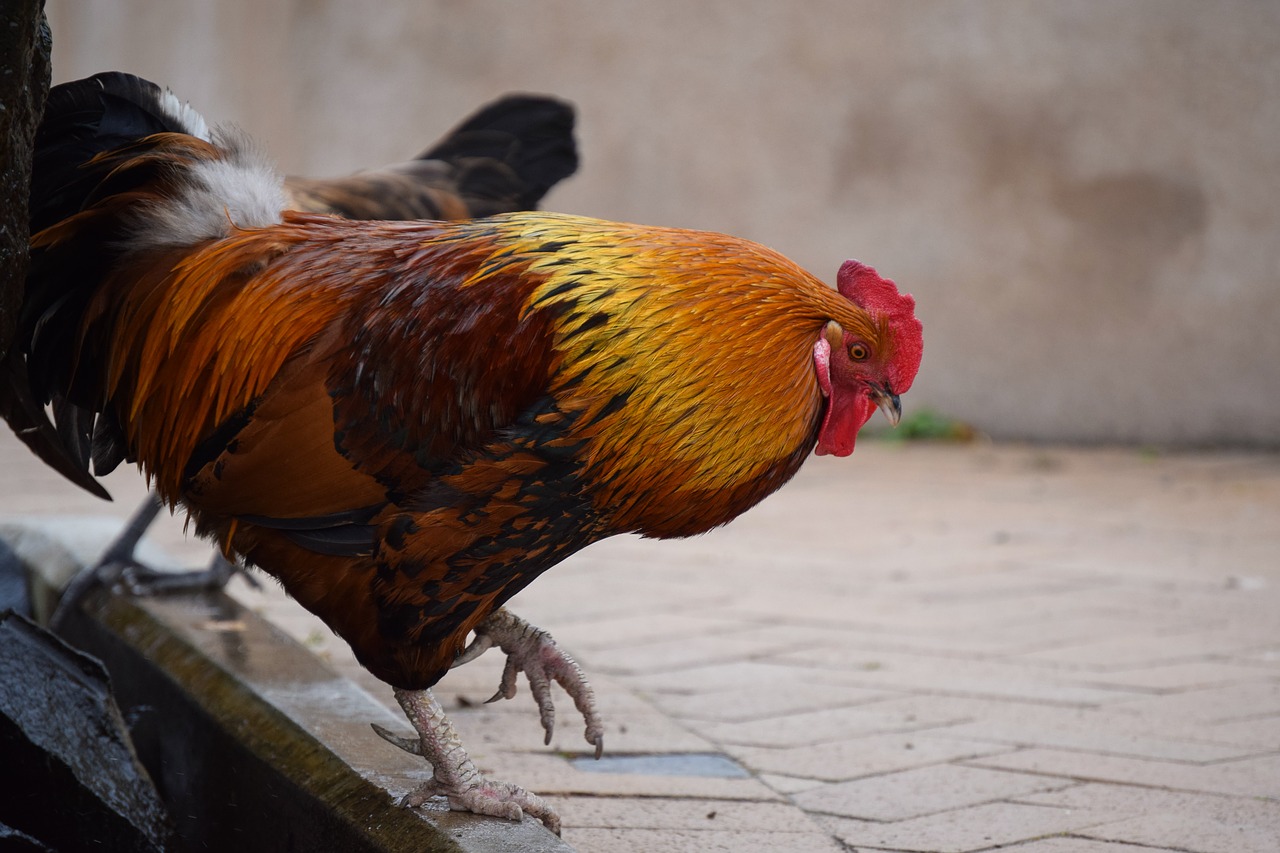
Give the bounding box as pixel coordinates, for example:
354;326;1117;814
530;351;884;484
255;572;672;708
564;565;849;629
837;260;923;392
837;260;911;316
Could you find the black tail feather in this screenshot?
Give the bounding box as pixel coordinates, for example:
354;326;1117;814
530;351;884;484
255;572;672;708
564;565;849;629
420;94;578;211
282;93;578;222
0;351;111;499
30;72;198;235
11;71;203;499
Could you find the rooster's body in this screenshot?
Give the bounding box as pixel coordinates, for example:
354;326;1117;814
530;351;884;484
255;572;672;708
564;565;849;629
4;74;922;831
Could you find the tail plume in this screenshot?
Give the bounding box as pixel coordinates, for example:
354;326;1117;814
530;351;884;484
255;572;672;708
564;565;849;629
32;72;283;252
420;94;579;213
4;72;285;493
31;72;209;234
284;94;578;221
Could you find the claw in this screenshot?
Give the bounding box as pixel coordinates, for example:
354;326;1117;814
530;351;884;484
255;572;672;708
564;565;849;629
468;608;605;756
371;723;424;756
451;633;495;668
496;655;520;701
389;688;562;834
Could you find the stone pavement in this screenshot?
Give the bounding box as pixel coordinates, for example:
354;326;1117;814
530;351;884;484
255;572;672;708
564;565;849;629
3;427;1279;852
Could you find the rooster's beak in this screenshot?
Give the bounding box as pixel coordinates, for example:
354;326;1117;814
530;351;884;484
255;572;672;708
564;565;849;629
872;386;902;427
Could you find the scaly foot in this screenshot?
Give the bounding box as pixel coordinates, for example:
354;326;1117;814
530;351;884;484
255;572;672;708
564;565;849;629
453;607;604;758
372;687;561;834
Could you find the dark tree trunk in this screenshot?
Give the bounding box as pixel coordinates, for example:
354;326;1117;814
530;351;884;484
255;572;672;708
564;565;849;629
0;0;50;359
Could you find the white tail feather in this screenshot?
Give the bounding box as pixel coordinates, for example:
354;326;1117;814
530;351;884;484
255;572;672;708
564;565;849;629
123;126;286;252
155;87;211;141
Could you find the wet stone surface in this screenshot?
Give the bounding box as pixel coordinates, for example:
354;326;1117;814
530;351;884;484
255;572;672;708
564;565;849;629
0;610;175;852
570;753;751;778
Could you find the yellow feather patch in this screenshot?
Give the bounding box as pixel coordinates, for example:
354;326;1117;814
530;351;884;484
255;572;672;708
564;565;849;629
465;213;882;531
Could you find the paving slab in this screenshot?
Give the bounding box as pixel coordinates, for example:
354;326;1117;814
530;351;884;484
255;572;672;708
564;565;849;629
1073;811;1279;853
545;796;821;832
918;712;1265;763
772;647;1153;706
1103;680;1280;722
997;840;1180;852
968;748;1280;799
725;732;1015;781
645;680;893;723
682;697;972;748
816;800;1116;853
5;428;1280;851
792;764;1072;821
563;827;847;853
1016;784;1280;853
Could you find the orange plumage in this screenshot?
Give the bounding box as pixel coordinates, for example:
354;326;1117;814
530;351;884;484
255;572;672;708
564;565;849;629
5;73;922;831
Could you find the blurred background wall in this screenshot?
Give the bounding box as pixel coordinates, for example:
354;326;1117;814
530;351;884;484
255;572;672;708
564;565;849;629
45;0;1280;447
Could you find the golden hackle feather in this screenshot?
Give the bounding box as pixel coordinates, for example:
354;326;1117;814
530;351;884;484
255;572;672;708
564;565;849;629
492;214;882;534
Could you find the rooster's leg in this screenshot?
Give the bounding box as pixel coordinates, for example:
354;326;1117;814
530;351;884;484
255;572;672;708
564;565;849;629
453;607;604;758
372;687;561;834
49;492;256;631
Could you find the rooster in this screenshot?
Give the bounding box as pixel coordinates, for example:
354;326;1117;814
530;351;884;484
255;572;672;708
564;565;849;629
4;73;923;832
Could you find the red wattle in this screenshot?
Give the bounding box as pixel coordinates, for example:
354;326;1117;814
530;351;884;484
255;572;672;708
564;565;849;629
815;392;875;457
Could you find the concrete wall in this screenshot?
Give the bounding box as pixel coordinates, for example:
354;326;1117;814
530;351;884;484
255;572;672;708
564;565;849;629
46;1;1280;446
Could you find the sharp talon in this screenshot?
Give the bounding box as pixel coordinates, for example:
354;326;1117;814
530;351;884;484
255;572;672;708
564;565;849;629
539;702;557;743
371;722;424;756
463;608;604;766
452;633;494;668
484;688;507;705
389;688;562;832
401;784;442;809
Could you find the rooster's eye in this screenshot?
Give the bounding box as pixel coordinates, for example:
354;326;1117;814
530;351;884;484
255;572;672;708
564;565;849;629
848;343;870;362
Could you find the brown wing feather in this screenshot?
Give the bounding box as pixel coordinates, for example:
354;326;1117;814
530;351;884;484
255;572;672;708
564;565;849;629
183;348;387;520
325;224;562;491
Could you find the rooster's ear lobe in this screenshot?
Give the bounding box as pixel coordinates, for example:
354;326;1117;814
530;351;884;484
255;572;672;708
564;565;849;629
812;329;834;398
822;319;843;350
